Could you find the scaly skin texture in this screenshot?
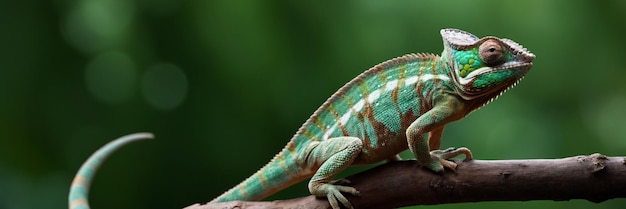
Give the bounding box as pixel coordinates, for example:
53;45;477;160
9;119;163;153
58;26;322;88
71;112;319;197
68;133;153;209
68;29;535;209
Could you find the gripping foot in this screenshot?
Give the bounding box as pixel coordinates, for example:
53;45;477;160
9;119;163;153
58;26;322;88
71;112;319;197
312;183;360;209
429;147;472;171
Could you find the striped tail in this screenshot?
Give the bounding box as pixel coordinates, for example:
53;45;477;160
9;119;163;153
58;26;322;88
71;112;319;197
68;133;153;209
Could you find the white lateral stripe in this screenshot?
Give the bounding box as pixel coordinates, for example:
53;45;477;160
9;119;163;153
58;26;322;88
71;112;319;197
385;80;398;91
322;74;449;139
367;89;381;104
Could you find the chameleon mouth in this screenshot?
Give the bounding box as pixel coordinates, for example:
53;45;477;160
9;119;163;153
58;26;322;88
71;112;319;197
454;60;532;101
459;61;532;85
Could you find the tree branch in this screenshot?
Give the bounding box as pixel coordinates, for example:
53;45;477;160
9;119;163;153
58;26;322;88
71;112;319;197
185;153;626;209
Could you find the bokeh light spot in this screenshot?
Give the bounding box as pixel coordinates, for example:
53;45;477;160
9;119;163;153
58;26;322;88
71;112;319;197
141;63;188;110
84;51;136;104
61;0;134;53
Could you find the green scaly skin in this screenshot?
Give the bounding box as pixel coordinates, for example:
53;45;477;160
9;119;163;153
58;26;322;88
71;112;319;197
68;29;535;209
68;133;153;209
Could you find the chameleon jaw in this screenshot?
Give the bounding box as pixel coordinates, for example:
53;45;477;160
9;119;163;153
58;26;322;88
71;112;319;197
454;61;531;102
459;61;532;86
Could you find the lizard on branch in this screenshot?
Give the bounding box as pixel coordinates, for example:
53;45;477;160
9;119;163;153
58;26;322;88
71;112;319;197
68;29;535;209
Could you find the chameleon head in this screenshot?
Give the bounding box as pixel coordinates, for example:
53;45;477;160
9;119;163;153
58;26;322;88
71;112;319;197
440;28;535;101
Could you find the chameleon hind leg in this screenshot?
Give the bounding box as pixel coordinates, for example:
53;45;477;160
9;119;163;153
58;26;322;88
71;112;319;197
306;136;362;209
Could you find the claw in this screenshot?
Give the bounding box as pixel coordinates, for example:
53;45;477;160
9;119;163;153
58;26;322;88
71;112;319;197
438;158;458;171
330;178;351;185
430;147;473;161
387;154;403;162
423;159;445;173
314;184;359;209
427;147;473;172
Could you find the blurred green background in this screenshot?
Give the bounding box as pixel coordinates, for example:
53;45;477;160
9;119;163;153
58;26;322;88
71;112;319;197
1;0;626;209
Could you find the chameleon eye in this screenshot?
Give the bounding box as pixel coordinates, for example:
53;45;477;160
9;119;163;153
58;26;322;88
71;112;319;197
479;40;504;66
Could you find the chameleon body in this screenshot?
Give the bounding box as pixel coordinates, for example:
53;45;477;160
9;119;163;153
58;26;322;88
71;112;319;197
69;29;535;209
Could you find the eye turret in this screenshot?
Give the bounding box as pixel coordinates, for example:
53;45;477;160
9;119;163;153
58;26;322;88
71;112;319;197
479;40;505;66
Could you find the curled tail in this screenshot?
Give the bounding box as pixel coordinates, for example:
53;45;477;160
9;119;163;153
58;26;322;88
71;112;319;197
68;132;153;209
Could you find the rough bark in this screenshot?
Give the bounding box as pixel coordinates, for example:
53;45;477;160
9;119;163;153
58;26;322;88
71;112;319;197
185;153;626;209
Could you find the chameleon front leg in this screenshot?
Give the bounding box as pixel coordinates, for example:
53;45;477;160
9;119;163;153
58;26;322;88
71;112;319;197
427;126;472;171
428;126;444;151
306;137;362;209
406;95;472;172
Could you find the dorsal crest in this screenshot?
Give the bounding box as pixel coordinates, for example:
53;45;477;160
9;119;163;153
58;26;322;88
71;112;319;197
313;53;438;115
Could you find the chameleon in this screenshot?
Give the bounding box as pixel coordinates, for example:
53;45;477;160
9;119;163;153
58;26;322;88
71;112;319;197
68;28;535;209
